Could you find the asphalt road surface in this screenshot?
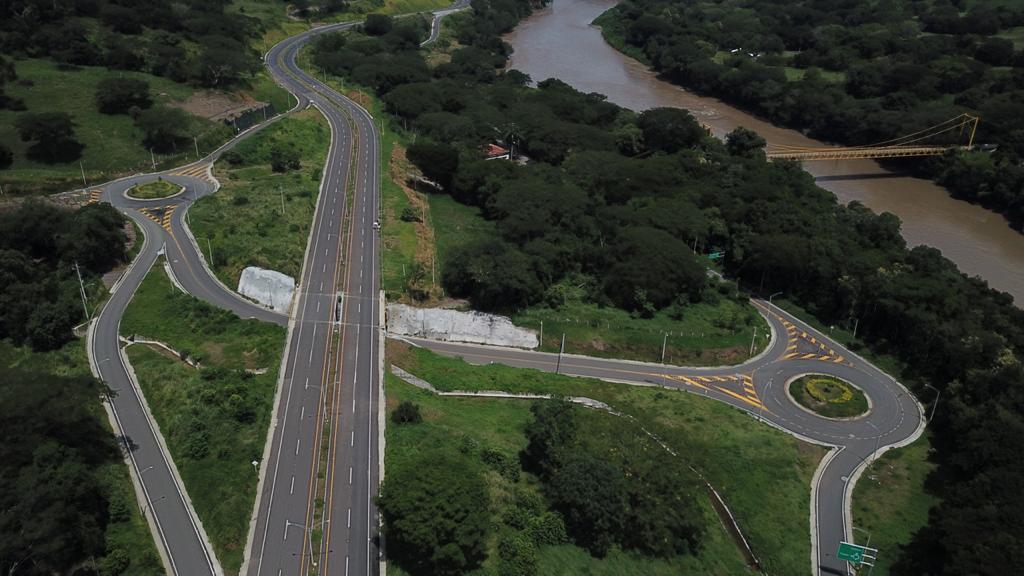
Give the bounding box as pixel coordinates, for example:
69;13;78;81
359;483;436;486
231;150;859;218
90;171;289;575
405;299;924;576
83;2;921;573
246;18;383;576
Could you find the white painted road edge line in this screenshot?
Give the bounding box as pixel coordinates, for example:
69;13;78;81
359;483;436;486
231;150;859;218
239;97;340;576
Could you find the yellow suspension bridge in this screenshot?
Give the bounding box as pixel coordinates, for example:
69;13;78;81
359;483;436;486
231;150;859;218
765;113;980;161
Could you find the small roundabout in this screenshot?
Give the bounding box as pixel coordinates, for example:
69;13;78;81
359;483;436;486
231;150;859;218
787;373;870;420
125;178;184;200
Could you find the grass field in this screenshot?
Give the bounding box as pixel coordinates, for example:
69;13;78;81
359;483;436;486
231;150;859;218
121;263;285;573
0;339;163;576
513;299;768;364
189;110;330;287
386;375;751;575
789;374;869;418
0;59;233;194
852;434;938;575
128;179;181;200
388;341;824;574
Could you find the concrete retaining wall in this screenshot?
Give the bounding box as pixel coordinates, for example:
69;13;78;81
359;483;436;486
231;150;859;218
386;304;538;349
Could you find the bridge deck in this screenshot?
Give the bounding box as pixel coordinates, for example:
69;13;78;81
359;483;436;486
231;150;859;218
767;145;961;161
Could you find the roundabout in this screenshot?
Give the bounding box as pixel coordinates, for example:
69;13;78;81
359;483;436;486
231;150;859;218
788;373;870;419
125;177;184;200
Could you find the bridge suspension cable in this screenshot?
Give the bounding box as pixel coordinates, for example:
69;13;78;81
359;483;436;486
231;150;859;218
765;113;979;161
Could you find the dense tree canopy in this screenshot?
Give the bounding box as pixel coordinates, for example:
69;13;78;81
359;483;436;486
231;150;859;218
378;452;490;575
15;112;83;163
95;77;152;115
0;0;262;88
0;201;128;350
314;3;1024;570
604;0;1024;230
0;368;119;576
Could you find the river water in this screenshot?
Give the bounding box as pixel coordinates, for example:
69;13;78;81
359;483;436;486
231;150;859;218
505;0;1024;303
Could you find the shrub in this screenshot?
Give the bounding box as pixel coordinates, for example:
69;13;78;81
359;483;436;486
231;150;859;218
498;533;537;576
391;400;422;424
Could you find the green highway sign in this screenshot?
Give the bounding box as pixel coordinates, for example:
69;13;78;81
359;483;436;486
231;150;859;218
837;541;878;565
707;251;725;260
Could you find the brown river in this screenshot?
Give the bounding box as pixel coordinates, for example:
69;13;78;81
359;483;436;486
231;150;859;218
505;0;1024;303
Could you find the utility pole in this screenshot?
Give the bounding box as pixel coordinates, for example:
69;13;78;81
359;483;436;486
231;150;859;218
555;333;565;374
79;161;88;187
852;317;859;339
279;184;286;215
660;332;668;387
539;321;543;351
749;326;758;356
923;383;940;424
73;261;90;319
150;148;156;170
205;238;213;265
193;136;200;159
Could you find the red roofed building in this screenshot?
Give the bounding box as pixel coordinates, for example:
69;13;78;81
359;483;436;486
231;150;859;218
483;143;511;161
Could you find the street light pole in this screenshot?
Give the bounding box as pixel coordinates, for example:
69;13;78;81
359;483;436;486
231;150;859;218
555;333;565;374
923;383;940;424
193;135;200;159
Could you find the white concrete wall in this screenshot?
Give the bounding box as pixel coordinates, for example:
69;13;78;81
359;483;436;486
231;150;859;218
387;304;538;349
237;267;295;313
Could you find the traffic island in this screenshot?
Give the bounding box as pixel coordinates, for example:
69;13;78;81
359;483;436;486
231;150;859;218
788;374;869;419
126;179;184;200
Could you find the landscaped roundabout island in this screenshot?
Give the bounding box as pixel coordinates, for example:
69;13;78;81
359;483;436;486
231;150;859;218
127;178;182;200
788;374;870;419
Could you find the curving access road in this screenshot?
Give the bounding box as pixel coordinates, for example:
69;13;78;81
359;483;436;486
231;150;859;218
83;2;923;574
406;299;925;576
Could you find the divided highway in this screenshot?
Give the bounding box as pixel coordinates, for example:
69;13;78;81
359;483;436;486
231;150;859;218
246;18;383;576
82;2;923;575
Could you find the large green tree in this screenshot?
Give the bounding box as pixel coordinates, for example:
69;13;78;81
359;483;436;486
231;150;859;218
15;112;83;163
378;452;490;575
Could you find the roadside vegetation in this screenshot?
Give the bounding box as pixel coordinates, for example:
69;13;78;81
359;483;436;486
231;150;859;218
0;1;293;194
0;200;128;351
0;339;162;576
128;178;181;200
121;262;285;573
853;434;939;576
306;14;770;364
788;374;869;419
598;0;1024;232
306;1;1024;570
388;341;823;574
189;110;331;287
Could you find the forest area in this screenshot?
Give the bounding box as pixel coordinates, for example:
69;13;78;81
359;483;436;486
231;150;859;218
599;0;1024;231
0;0;287;192
0;201;163;575
309;0;1024;572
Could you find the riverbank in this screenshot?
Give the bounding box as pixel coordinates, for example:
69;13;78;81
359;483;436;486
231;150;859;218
504;0;1024;303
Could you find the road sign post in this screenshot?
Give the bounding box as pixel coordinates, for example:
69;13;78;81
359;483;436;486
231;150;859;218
837;541;879;568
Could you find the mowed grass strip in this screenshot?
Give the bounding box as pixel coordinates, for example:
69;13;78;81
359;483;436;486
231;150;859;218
852;434;938;575
385;375;751;575
513;298;769;365
388;341;824;575
789;374;869;419
122;263;285;574
189;110;330;287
